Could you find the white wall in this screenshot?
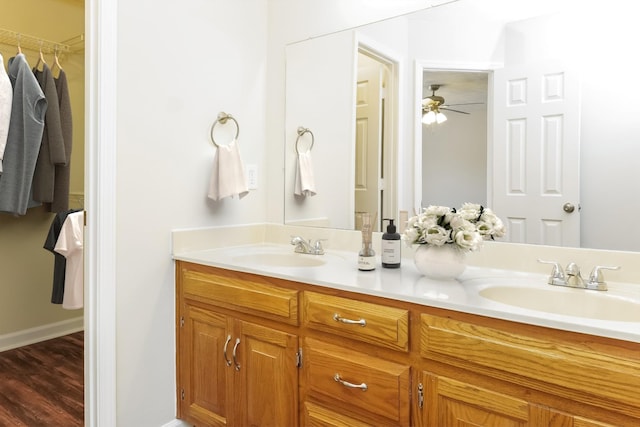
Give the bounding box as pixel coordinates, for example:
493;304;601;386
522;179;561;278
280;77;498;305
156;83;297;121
575;6;640;251
422;109;487;207
284;31;355;229
114;0;268;424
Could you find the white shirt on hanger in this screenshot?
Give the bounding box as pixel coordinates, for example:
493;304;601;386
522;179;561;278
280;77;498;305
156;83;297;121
54;210;84;309
0;52;12;173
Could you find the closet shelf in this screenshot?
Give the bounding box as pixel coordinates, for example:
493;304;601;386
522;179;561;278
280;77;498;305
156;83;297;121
0;28;84;54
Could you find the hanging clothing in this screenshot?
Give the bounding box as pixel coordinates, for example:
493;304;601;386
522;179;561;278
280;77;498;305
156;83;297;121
32;63;66;205
0;53;47;216
44;208;81;304
48;69;73;213
0;53;12;174
54;210;84;310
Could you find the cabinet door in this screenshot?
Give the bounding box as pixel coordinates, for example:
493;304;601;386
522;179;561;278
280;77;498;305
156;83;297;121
235;320;299;427
417;371;534;427
179;304;234;427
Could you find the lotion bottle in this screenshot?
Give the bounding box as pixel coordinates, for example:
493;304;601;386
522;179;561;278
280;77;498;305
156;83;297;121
381;218;401;268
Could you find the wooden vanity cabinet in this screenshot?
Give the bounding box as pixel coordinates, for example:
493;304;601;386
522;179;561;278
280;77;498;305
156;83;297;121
176;260;640;427
176;262;300;427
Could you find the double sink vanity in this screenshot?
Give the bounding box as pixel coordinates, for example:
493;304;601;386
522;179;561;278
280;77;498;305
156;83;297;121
172;224;640;427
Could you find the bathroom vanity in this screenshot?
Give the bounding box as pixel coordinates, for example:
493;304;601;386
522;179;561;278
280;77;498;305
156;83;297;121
173;227;640;427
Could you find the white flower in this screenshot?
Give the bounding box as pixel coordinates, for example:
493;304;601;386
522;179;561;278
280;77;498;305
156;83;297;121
453;228;483;251
424;225;450;246
401;203;506;252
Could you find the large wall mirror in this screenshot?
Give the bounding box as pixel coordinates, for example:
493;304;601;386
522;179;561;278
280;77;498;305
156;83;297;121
284;0;639;252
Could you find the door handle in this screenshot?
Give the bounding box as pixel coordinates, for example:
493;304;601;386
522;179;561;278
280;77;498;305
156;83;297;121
563;203;575;213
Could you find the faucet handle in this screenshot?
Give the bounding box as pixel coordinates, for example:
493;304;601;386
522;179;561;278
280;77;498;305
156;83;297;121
537;259;565;285
312;239;327;254
586;265;621;291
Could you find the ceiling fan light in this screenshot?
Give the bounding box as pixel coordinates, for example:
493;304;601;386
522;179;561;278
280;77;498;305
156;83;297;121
436;112;447;124
422;110;436;125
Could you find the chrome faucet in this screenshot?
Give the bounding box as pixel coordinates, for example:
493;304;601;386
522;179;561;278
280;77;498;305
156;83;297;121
564;262;585;288
538;259;620;291
290;236;325;255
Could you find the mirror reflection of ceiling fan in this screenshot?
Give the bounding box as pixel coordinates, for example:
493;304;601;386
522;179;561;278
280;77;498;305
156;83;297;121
421;84;484;124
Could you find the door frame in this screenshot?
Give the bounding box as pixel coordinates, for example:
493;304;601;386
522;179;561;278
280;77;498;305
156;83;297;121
85;0;117;425
355;34;400;230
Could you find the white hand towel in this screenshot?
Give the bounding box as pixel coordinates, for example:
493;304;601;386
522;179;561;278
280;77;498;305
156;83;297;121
294;151;316;197
208;139;249;201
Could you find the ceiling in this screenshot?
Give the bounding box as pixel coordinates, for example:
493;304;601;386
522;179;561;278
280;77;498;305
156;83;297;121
422;70;488;111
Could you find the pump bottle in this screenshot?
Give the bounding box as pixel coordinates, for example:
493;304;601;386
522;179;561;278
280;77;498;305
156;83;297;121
381;218;401;268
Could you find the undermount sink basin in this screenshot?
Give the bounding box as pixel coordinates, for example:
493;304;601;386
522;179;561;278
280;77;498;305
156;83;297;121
479;285;640;322
231;252;327;267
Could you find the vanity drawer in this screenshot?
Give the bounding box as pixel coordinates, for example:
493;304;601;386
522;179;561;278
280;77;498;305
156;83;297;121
180;267;299;325
303;291;409;351
420;314;640;418
304;337;410;426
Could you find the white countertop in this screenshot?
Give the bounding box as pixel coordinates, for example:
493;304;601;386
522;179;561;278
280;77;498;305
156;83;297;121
174;242;640;344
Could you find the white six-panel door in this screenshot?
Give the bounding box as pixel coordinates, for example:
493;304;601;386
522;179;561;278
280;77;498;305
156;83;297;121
492;61;581;246
355;54;383;231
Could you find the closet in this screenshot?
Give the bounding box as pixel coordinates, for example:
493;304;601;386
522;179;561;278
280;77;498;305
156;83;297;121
0;0;85;357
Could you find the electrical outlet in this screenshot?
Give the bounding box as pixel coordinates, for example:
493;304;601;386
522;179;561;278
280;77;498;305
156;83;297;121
246;164;258;190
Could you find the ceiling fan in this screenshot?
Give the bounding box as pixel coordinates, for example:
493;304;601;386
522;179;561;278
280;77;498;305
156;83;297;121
422;84;474;116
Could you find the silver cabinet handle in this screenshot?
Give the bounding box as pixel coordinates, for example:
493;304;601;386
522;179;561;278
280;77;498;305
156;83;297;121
223;335;232;367
334;373;367;391
232;337;241;371
333;313;366;327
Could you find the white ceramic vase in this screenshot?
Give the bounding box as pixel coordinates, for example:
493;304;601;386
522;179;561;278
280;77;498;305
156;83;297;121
414;244;466;280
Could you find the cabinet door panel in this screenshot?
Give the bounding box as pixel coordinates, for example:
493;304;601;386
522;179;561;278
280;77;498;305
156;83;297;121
303;402;375;427
237;321;299;427
180;304;233;427
421;371;530;427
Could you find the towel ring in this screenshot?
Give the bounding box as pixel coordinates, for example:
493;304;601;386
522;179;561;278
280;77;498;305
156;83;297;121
295;127;314;154
210;112;240;147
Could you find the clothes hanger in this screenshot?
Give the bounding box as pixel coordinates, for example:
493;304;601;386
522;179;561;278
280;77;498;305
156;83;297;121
51;45;63;75
16;33;22;54
34;41;46;71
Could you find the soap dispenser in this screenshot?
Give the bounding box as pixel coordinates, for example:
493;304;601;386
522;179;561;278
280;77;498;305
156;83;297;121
381;218;401;269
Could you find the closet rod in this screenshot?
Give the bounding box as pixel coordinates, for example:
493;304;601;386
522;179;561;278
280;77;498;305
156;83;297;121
0;28;83;54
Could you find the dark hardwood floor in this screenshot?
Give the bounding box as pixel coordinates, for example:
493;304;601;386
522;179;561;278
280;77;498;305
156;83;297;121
0;331;84;426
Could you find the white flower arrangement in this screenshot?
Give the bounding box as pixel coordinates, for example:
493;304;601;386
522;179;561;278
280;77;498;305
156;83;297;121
402;203;506;252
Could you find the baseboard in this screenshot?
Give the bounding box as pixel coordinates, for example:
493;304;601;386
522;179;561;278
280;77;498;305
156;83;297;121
0;317;84;352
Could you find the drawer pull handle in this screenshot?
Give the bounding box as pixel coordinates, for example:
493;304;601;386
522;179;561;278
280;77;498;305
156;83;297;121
334;373;367;391
232;338;241;371
333;313;366;327
223;335;232;367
